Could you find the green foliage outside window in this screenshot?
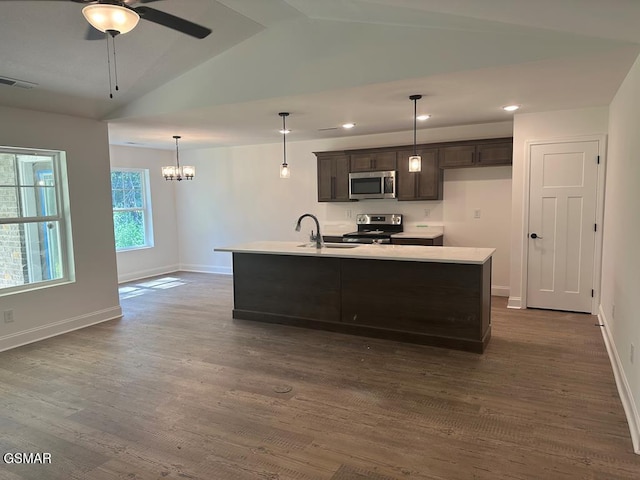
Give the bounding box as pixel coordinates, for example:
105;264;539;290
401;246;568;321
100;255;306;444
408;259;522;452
111;170;148;250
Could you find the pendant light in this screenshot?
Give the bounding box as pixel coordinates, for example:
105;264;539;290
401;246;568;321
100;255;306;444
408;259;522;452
409;94;422;172
162;135;195;181
279;112;290;178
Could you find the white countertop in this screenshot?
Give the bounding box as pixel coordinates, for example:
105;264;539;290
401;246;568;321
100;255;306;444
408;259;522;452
216;241;494;264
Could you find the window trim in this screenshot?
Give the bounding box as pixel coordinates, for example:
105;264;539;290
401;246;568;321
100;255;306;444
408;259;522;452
111;167;154;252
0;146;74;296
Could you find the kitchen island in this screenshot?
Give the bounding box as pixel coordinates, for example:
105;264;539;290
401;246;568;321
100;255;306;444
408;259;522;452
216;242;494;353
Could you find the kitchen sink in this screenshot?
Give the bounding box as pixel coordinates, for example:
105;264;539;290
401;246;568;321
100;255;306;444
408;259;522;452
297;243;360;249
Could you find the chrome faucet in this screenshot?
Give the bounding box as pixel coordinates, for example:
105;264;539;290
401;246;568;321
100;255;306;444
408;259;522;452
295;213;323;249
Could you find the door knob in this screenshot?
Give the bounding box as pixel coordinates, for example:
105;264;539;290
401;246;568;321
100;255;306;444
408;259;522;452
530;233;543;239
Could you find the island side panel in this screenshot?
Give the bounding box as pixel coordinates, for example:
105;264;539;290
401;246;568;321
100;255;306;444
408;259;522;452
341;258;490;352
232;253;341;323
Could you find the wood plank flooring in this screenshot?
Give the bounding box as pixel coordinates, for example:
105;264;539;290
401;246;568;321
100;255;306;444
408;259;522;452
1;272;639;479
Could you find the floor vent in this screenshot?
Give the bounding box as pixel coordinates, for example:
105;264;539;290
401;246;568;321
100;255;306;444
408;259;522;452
0;76;38;89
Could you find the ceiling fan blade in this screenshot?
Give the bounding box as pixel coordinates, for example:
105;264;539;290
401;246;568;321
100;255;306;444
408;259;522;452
134;6;211;39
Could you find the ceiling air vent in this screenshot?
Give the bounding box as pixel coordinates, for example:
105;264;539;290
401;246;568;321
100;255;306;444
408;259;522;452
0;76;38;89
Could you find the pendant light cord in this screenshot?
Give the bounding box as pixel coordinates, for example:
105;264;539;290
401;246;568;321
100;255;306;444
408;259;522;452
413;97;417;156
175;136;181;170
112;35;119;92
106;35;113;99
282;115;287;165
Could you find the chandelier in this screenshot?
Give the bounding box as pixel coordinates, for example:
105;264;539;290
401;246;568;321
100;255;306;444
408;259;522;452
162;135;195;181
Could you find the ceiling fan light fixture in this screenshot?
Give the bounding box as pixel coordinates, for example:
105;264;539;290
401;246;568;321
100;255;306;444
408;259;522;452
82;4;140;35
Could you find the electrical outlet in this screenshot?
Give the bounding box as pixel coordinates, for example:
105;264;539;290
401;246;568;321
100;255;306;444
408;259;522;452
631;344;635;364
3;310;14;324
474;209;481;219
424;208;430;218
345;209;352;219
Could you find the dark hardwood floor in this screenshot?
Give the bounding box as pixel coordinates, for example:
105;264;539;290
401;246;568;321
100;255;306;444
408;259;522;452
0;272;638;479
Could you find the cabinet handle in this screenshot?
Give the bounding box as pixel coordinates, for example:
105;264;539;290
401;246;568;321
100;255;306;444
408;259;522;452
471;151;475;164
331;177;336;199
478;151;482;163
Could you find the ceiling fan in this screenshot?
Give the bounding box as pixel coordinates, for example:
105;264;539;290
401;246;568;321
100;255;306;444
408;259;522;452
31;0;212;39
23;0;212;97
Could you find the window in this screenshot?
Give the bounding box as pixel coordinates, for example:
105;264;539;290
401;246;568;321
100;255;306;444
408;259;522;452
111;168;153;251
0;147;74;293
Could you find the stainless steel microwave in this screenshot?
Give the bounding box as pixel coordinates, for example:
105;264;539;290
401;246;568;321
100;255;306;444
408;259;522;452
348;170;396;200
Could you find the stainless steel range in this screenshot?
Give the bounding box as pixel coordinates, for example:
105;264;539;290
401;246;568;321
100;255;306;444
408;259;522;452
342;213;403;244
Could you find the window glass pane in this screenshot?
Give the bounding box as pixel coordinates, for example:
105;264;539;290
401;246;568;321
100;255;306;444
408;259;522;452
0;186;19;218
112;189;124;209
0;221;63;289
112;171;124;190
20;186;58;217
0;154;16;185
113;210;145;249
17;156;55;187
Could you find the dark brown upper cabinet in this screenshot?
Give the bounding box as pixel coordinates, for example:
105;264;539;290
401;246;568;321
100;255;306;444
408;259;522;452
350;150;397;172
440;138;513;168
396;148;442;201
317;153;350;202
315;136;512;203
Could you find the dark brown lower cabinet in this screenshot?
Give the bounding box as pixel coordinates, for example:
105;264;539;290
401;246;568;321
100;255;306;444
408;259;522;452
391;235;443;246
231;252;491;353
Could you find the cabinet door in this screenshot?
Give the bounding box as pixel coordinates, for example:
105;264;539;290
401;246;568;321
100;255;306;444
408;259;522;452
350;154;373;172
372;151;397;171
416;149;441;200
396;148;441;200
440;145;476;168
350;151;397;171
477;142;513;166
317;157;335;202
333;155;351;201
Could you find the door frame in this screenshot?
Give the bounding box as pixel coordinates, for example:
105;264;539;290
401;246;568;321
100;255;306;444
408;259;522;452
520;134;607;314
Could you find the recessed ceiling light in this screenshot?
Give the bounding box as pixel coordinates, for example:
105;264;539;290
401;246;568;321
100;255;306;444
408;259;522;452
279;128;291;134
416;115;430;121
342;123;356;129
502;105;520;112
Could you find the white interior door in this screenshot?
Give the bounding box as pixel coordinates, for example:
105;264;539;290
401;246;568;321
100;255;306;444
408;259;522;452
527;140;599;313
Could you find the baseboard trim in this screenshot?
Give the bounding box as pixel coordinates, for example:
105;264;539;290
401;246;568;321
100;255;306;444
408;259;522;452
118;265;180;284
507;296;523;309
598;304;640;454
491;286;510;297
180;264;232;276
0;305;123;353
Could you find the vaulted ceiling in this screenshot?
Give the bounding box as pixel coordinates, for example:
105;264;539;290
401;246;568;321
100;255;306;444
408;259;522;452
1;0;639;149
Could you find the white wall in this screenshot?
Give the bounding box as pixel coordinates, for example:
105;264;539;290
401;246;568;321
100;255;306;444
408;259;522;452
175;121;513;292
509;107;609;308
0;106;121;352
109;145;180;283
601;54;640;452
